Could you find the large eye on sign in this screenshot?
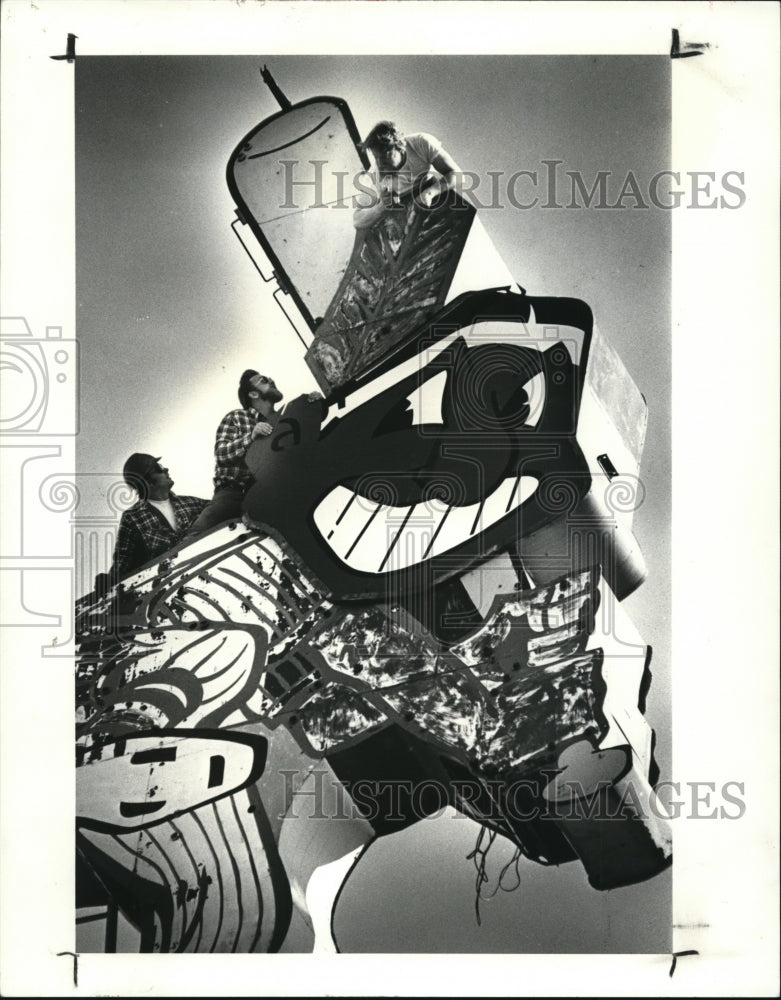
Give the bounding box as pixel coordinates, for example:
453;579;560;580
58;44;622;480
403;365;545;430
442;343;544;432
374;351;545;436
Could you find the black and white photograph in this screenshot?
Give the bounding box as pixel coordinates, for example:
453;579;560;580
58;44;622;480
0;1;778;996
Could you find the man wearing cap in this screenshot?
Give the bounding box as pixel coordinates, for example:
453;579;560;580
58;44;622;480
185;370;287;537
353;120;461;230
99;454;208;588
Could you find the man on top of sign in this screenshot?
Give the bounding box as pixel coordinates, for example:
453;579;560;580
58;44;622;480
352;121;462;230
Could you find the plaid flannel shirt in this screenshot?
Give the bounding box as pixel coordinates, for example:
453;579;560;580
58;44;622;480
110;493;209;579
213;407;262;492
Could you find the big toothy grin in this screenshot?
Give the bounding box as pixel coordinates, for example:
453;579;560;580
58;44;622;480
313;474;539;574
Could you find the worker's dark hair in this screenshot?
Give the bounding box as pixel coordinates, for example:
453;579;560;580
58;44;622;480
238;369;259;409
361;121;405;154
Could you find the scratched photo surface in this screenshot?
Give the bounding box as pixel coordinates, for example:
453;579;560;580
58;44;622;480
74;55;671;954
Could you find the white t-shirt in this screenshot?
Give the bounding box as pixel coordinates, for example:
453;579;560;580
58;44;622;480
362;132;444;203
148;497;177;530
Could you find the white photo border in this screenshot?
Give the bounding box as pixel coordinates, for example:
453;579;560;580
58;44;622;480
1;1;778;996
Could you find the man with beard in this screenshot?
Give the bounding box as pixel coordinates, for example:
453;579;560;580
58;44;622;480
185;370;286;537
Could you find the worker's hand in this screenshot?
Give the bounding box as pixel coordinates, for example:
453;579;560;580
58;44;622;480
418;176;446;207
380;179;402;209
306;391;324;402
252;421;274;438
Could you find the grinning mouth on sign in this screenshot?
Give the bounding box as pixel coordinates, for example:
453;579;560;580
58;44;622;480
313;475;539;573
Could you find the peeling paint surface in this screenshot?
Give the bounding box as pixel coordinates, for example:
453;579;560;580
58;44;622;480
76;520;667;954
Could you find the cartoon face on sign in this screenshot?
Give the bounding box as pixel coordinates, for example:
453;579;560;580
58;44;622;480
243;292;592;600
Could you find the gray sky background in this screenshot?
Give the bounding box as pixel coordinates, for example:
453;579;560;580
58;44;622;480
76;55;671;953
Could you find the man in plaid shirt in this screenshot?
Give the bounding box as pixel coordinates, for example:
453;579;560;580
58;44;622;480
95;453;208;591
185;369;285;537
